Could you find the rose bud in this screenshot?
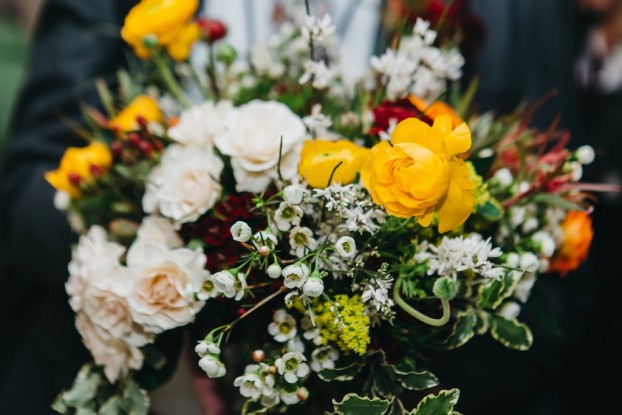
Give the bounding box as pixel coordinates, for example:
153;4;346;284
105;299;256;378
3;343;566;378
198;18;228;44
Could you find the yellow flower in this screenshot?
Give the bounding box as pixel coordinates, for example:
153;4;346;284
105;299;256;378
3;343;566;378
45;142;112;198
109;95;163;132
299;140;368;188
166;22;201;61
362;115;475;233
121;0;200;60
408;95;464;128
313;294;370;356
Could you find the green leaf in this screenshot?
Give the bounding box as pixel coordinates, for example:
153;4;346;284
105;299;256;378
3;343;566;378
318;361;364;382
118;69;142;102
76;407;97;415
443;307;477;350
477;272;518;310
333;394;391;415
410;389;460;415
489;315;533;351
395;369;439;391
124;378;149;415
242;399;270;415
99;396;124;415
532;194;583;211
60;364;102;407
476;199;503;221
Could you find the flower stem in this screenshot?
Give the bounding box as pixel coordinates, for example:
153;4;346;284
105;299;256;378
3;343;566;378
393;280;451;327
153;51;191;108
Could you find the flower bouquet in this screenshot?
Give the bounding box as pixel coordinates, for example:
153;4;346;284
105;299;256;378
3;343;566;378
49;1;603;414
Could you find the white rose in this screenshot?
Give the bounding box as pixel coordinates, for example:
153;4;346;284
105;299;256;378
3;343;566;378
66;226;126;312
167;100;233;147
135;215;182;249
214;100;307;193
82;268;152;347
75;312;143;384
126;243;208;333
143;144;224;226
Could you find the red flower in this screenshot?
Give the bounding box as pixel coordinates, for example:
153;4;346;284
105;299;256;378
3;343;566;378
369;98;433;136
197;18;228;44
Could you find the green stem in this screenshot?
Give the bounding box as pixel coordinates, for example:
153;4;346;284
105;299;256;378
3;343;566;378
153;52;191;108
393;280;451;327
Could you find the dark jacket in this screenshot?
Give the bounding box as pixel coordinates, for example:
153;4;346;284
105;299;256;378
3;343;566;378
0;0;135;413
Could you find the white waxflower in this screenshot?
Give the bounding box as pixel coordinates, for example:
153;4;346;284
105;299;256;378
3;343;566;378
280;389;301;405
267;263;282;279
310;346;339;372
197;273;220;300
282;264;310;289
517;181;531;194
493;168;513;188
289;227;317;258
143;144;224;226
509;206;526;228
199;355;226;378
268;310;298;343
213;270;247;301
505;252;520;268
253;230;278;250
234;373;264;400
54;190;70;211
532;231;556;257
514;272;536;303
301;316;322;344
302;275;324;297
570;163;583;181
275;352;310;384
287;336;306;354
214;100;306;193
195;341;220;357
299;60;337;90
303;104;333;136
283;183;305;205
576;145;595;165
335;236;356;258
519;252;540;273
231;221;252;242
522;217;539;233
301;14;336;47
274;202;303;232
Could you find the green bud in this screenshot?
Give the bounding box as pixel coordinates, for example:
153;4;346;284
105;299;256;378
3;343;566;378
142;34;158;49
217;43;237;65
432;276;457;300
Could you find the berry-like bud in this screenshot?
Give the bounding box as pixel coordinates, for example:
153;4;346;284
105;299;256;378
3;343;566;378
197;18;228;44
217;43;237;65
432;276;457;300
252;350;266;363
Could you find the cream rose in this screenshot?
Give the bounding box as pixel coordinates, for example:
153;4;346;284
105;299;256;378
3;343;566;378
143;144;224;225
126;242;209;333
135;215;183;249
75;312;144;383
167;100;233;147
214;100;307;193
66;226;125;312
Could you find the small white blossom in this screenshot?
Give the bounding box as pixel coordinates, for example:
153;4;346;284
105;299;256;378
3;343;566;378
532;231;556;257
576;145;595;165
54;191;70;211
299;60;337;90
301;316;322;344
234;364;279;406
301;14;336;47
283;183;306;205
302;276;324;297
267;263;282;279
522;217;539;233
493;168;513;188
268;310;297;343
197;273;220;300
514;272;536;302
505;252;520;268
289;227;317;258
287;336;306;354
231;221;252;242
517;181;531;194
275;352;310;384
274;202;303;232
519;252;540;273
213;271;247;300
199;355;226;378
282;263;310;289
303;104;333;136
280;389;301;405
335;236;357;258
509;206;526;228
310;346;339;372
195;340;220;357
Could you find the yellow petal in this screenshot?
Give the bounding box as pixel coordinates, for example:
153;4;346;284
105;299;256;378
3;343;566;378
417;206;435;227
444;122;471;157
436;159;475;233
432;115;453;137
391;118;442;152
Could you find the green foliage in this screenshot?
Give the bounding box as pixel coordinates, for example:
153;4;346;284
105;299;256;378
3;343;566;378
443;307;477;350
490;315;533;351
318;361;365;382
332;394;391;415
410;389;460;415
476;199;504;221
477;271;519;310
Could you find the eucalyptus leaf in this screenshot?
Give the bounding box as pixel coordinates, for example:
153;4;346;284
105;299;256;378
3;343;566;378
332;394;391;415
410;389;460;415
490;315;533;351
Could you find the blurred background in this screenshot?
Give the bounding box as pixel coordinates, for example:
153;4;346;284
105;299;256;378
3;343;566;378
0;0;620;414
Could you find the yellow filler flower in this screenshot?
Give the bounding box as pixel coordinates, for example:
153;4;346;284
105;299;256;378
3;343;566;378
121;0;200;61
362;115;475;233
109;95;163;132
299;139;368;188
45;142;112;198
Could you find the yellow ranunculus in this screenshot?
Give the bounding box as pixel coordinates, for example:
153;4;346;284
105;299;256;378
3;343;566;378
109;95;163;132
408;95;464;128
121;0;200;61
362;115;475;233
299;140;368;188
45;142;112;198
166;22;201;61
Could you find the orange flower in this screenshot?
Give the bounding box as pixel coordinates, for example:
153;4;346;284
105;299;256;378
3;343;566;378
109;96;163;132
408;95;463;128
45;142;112;198
299;140;368;188
548;211;594;277
361;115;474;233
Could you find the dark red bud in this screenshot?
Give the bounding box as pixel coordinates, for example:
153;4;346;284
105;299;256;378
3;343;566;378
138;141;153;157
136;115;149;130
198;18;228;44
128;133;142;147
68;173;81;186
110;141;123;156
89;164;104;177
